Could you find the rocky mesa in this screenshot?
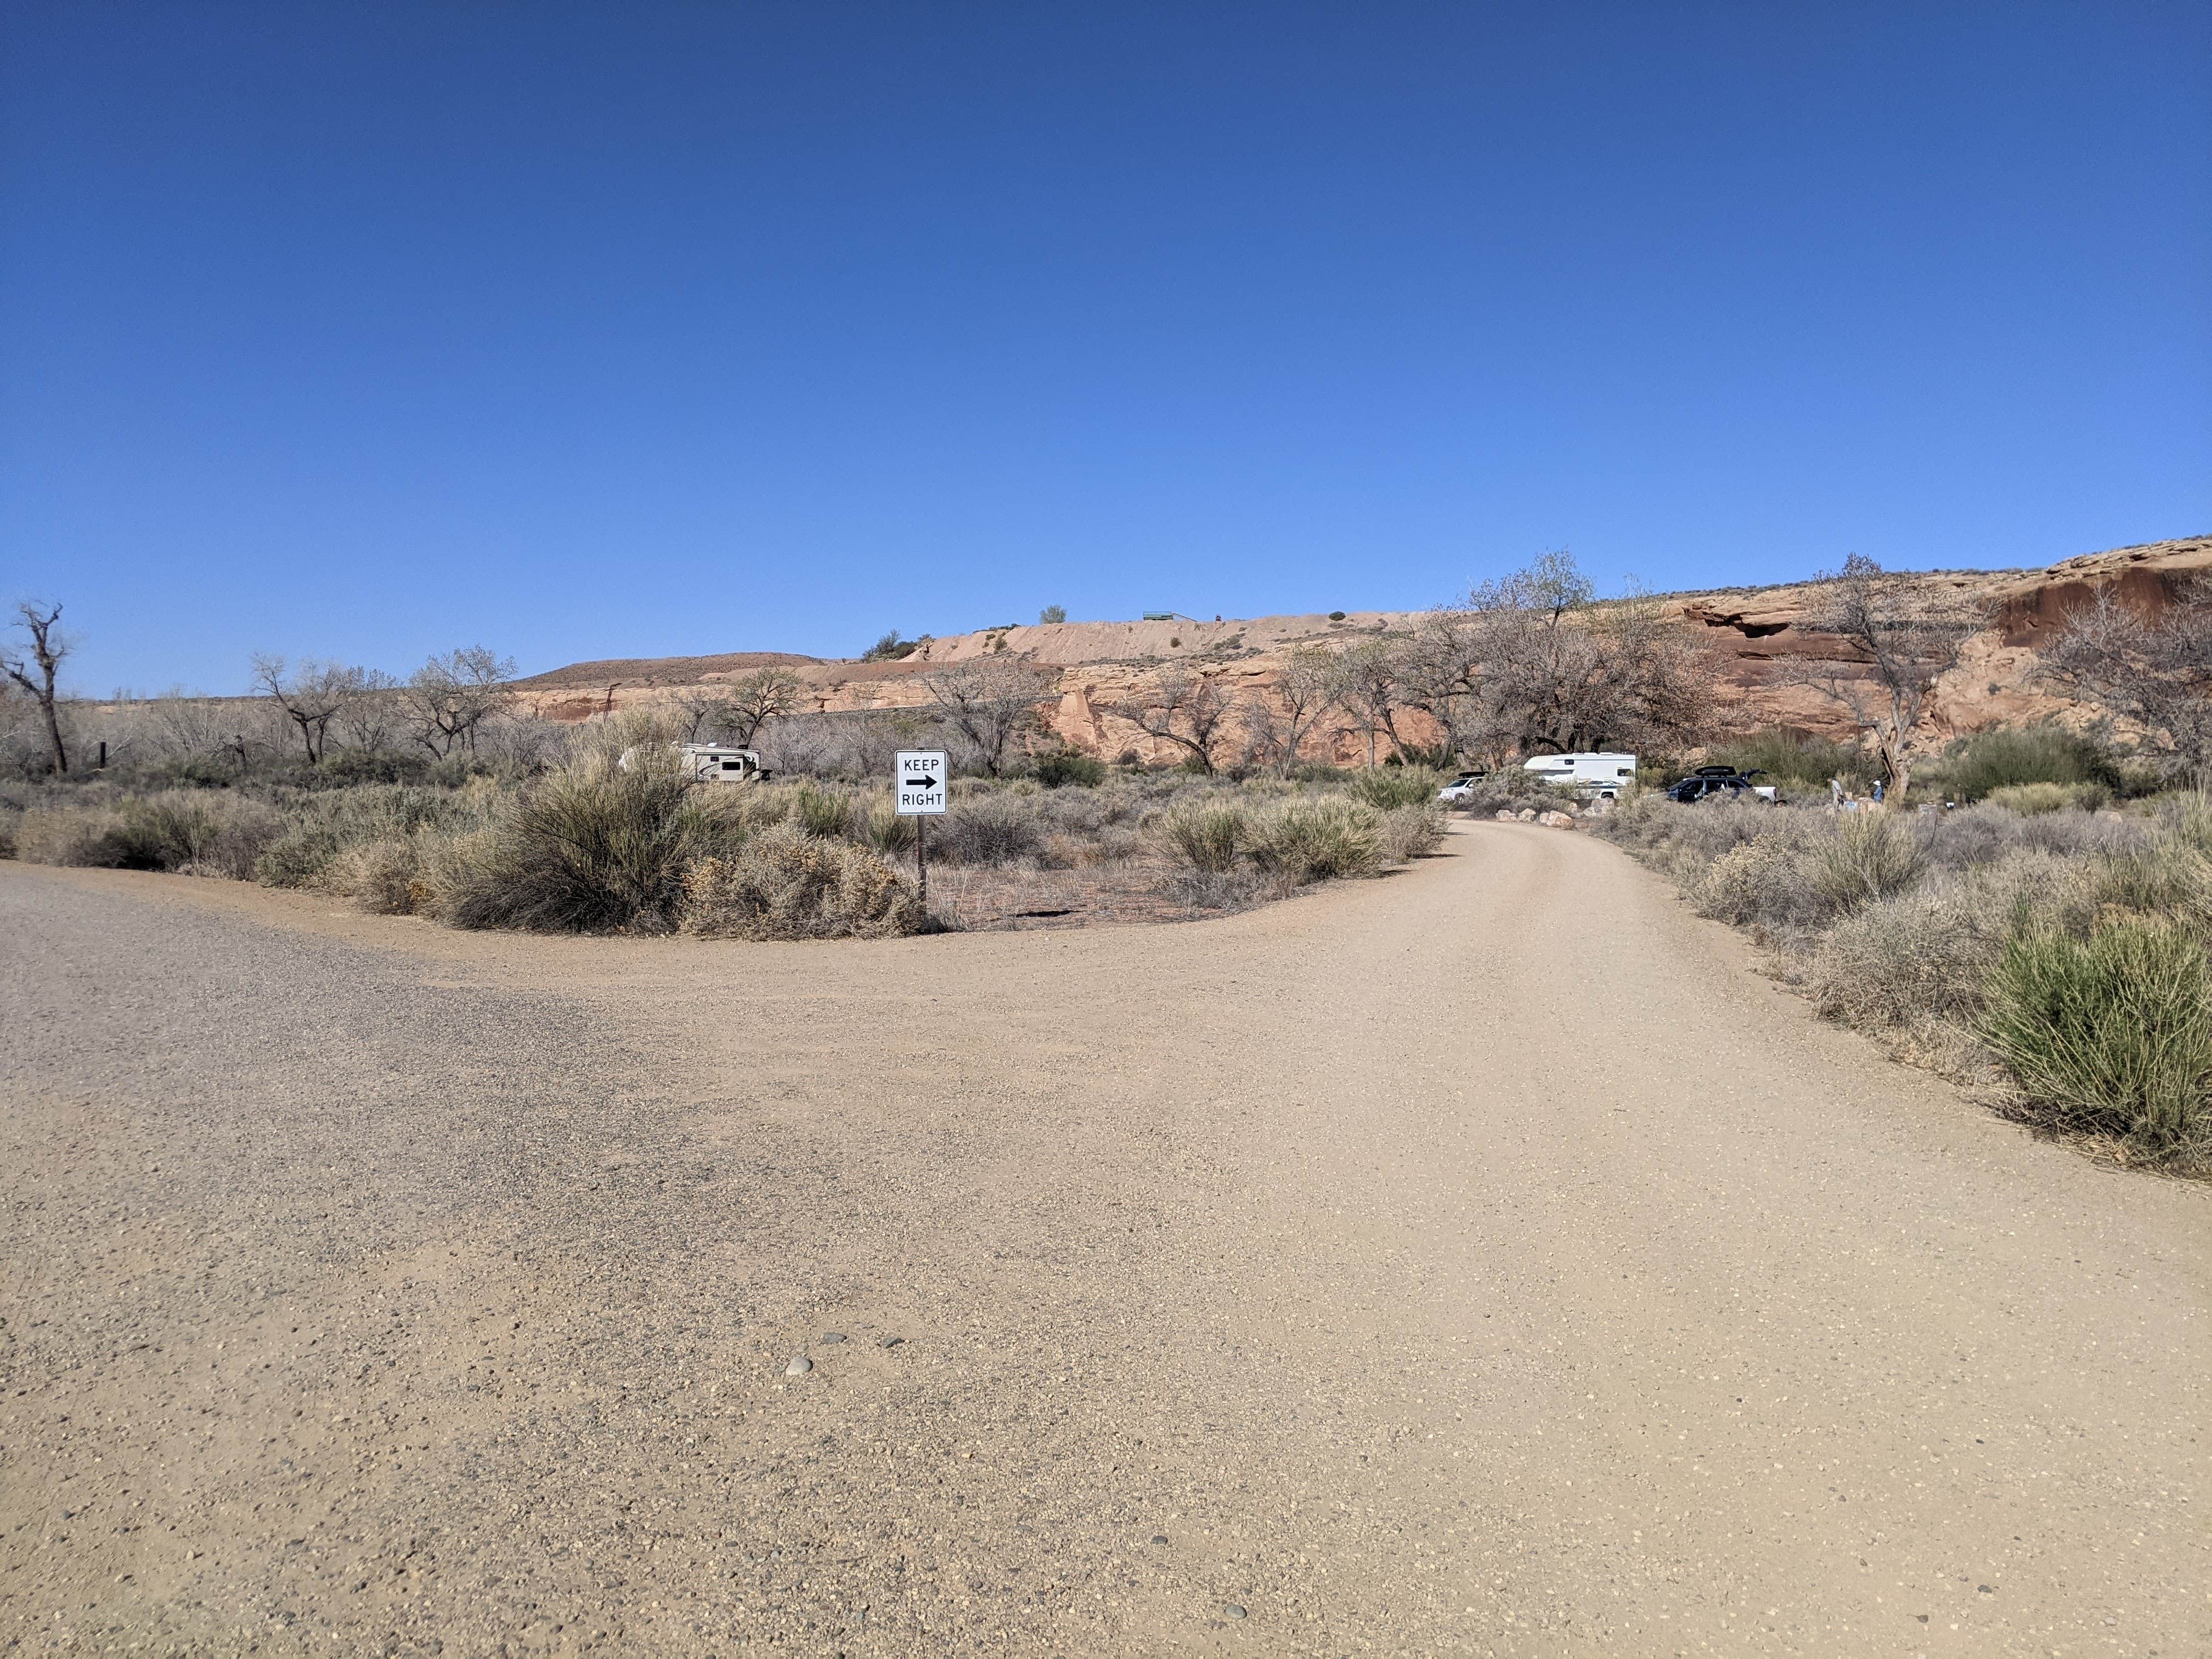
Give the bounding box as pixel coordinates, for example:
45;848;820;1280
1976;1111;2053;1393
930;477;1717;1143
508;535;2210;764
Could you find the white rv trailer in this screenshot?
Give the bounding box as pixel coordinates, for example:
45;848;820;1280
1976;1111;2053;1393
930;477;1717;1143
681;744;768;782
1522;752;1637;799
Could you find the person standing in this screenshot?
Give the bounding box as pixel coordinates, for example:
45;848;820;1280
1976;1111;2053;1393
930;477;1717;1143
1830;776;1845;808
1872;778;1886;805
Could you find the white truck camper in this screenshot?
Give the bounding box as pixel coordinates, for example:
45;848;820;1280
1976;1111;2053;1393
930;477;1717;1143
1522;752;1637;799
681;744;768;782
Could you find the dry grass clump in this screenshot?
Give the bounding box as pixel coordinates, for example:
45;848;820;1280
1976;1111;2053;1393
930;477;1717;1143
1380;802;1447;863
681;825;922;940
1984;781;2110;815
1813;811;1926;911
1692;830;1826;934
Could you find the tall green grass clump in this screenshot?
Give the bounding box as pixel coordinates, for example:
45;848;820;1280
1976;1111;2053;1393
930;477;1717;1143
1350;765;1444;811
1249;798;1383;883
1155;803;1248;872
1938;724;2119;803
1984;919;2212;1156
1709;729;1874;795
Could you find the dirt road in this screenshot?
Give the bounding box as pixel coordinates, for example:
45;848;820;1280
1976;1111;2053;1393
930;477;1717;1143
2;825;2204;1656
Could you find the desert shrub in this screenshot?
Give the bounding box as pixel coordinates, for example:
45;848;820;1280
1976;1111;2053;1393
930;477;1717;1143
1380;802;1446;863
434;747;744;933
1249;798;1382;883
681;825;922;940
1154;804;1248;872
1033;747;1105;788
860;798;917;856
936;797;1043;866
1349;765;1443;811
1813;811;1925;911
789;781;860;840
1159;866;1270;911
1692;831;1827;933
14;804;134;867
324;837;426;915
13;791;283;878
1985;919;2212;1155
1939;724;2118;803
1985;781;2111;816
255;825;342;887
1811;854;2074;1031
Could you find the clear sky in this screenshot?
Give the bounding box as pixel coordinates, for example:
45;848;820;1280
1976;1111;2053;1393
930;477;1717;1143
5;2;2208;693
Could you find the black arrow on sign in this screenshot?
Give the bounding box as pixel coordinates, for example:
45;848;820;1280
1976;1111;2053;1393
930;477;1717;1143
905;777;936;790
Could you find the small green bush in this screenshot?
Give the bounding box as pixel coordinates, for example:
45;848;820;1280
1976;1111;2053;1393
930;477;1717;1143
681;826;922;940
1033;747;1106;788
789;781;859;840
861;798;917;856
1155;804;1248;872
1350;765;1444;811
1814;811;1925;911
1985;781;2111;816
1939;724;2118;803
1249;799;1382;883
1985;919;2212;1155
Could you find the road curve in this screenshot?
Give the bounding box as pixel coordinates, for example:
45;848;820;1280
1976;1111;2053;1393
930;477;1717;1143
1;824;2204;1656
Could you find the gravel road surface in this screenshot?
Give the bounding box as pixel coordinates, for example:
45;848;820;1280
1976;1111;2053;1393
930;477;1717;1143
2;825;2204;1656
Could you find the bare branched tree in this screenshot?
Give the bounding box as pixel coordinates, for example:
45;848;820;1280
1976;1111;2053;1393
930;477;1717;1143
1325;640;1411;768
1443;556;1713;761
402;646;517;757
2;602;72;774
1239;646;1340;773
333;669;403;753
2039;577;2212;775
1790;554;1977;800
922;658;1057;776
724;666;804;746
1101;668;1237;774
250;653;370;764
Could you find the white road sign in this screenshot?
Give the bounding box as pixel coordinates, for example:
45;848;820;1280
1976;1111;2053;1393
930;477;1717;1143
895;749;948;815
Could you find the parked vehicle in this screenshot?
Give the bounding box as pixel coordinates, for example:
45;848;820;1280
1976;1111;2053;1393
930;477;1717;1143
681;744;770;782
1436;770;1489;802
1521;752;1638;800
1664;768;1775;804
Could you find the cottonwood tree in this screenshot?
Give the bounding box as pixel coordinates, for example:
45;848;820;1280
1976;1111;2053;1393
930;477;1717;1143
1239;646;1339;773
1102;668;1237;774
1791;554;1977;800
2040;577;2212;775
333;669;403;752
403;646;516;757
672;668;803;748
2;601;72;774
250;653;372;764
922;658;1057;775
1443;555;1713;761
1325;640;1413;768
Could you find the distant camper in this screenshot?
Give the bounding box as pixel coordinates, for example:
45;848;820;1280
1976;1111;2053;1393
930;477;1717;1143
619;743;770;782
682;744;768;782
1521;752;1637;799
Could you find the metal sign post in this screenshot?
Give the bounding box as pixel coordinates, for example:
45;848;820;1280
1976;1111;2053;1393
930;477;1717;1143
894;749;948;906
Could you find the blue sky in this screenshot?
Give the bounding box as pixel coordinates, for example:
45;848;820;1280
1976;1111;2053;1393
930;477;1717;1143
5;2;2208;693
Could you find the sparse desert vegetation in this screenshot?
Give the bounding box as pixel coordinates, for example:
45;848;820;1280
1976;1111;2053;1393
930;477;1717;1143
1589;782;2212;1171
